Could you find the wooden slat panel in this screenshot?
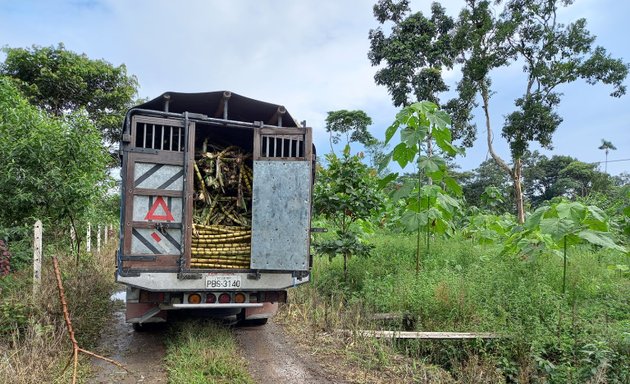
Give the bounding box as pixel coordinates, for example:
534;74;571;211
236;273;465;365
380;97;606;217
340;330;501;339
122;255;180;269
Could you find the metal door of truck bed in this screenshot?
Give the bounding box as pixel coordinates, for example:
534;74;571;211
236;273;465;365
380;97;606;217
250;127;312;271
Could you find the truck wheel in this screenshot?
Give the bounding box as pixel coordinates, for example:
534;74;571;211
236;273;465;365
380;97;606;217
132;323;149;332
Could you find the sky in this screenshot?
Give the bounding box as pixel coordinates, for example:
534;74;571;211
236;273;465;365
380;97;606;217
1;0;628;175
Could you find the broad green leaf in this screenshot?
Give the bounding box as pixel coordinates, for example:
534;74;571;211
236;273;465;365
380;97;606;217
556;201;586;221
384;121;400;145
378;172;398;189
409;101;437;115
401;210;421;231
391;179;416;202
577;230;627;252
426;109;452;129
419;184;442;199
418;156;442;173
525;206;550;230
400;125;428;147
436;193;461;214
539;217;578;241
443;176;463;196
392;142;416;168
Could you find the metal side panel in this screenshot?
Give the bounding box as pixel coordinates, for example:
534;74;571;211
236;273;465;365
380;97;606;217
251;161;311;271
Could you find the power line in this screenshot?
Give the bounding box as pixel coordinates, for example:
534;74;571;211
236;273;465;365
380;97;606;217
590;158;630;165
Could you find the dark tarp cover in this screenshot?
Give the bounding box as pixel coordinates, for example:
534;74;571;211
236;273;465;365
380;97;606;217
131;91;299;127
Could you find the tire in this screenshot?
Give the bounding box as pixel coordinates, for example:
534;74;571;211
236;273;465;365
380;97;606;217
132;322;146;332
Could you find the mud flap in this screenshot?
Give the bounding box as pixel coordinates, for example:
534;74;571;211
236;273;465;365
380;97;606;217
244;302;278;320
126;302;167;324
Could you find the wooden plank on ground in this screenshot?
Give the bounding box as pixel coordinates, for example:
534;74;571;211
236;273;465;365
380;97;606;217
340;330;500;339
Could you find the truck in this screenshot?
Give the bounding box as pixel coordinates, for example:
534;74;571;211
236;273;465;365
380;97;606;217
116;91;314;327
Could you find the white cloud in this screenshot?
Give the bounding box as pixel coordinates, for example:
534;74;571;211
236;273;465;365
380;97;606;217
1;0;628;174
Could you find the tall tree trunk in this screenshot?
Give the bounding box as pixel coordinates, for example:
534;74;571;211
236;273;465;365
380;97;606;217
481;83;526;224
513;158;525;224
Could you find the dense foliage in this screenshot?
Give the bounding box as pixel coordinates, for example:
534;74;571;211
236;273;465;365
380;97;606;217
0;43;138;143
369;0;629;223
0;78;111;228
313;147;383;277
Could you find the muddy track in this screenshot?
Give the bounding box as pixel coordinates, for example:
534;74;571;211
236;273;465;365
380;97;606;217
235;318;344;384
88;297;168;383
88;294;342;383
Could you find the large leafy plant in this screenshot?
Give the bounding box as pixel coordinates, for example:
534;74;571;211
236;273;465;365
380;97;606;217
380;101;463;274
504;199;627;293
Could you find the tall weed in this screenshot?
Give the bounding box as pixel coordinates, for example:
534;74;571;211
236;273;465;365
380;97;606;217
312;232;630;383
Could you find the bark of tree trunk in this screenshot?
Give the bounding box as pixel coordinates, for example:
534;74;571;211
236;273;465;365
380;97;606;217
481;83;526;224
513;158;525;224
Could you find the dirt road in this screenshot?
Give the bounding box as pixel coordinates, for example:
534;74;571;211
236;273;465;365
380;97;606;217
235;318;344;384
88;295;168;383
88;293;342;383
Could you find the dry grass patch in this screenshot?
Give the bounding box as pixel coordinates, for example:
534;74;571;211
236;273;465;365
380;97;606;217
275;285;455;384
0;241;118;383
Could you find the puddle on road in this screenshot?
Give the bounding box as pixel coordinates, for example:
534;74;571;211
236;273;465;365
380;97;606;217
110;290;126;302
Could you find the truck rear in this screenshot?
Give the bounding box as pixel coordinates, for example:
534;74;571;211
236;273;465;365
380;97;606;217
116;91;313;326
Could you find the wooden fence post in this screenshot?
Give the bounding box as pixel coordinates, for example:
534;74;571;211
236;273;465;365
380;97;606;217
104;223;108;244
86;223;91;253
97;225;102;253
33;220;42;296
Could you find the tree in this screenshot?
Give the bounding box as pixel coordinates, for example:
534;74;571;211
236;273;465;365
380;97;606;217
370;0;629;224
456;0;628;223
457;158;512;212
369;0;477;147
522;152;612;205
324;109;375;152
598;139;617;173
0;43;139;143
0;77;111;235
313;147;383;279
380;101;463;274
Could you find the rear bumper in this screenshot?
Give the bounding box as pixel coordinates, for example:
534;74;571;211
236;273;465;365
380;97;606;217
117;271;308;291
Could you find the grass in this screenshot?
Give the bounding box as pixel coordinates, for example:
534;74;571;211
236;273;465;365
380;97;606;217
300;230;630;383
164;320;253;384
0;239;118;384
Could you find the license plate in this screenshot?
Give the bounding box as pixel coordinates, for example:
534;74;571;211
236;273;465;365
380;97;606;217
205;274;242;289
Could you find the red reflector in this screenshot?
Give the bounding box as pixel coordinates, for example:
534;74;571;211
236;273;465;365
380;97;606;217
206;293;216;303
218;293;231;304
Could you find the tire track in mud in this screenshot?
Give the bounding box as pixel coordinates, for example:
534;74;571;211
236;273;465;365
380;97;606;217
235;318;344;384
88;295;168;384
88;292;342;383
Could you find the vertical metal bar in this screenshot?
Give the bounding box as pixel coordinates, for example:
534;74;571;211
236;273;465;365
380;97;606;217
142;123;147;148
289;138;293;158
178;113;190;278
178;127;182;151
169;126;173;151
281;138;285;158
265;136;270;158
151;124;156;149
161;125;165;150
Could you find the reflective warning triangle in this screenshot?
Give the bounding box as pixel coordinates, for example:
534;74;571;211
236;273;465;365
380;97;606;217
145;196;175;221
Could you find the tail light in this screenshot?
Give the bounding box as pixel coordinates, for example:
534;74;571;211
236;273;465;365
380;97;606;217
234;292;246;303
218;293;231;303
187;293;201;304
206;293;217;303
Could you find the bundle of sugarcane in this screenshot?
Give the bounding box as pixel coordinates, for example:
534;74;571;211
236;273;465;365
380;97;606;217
193;144;253;227
190;224;251;269
191;144;253;269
